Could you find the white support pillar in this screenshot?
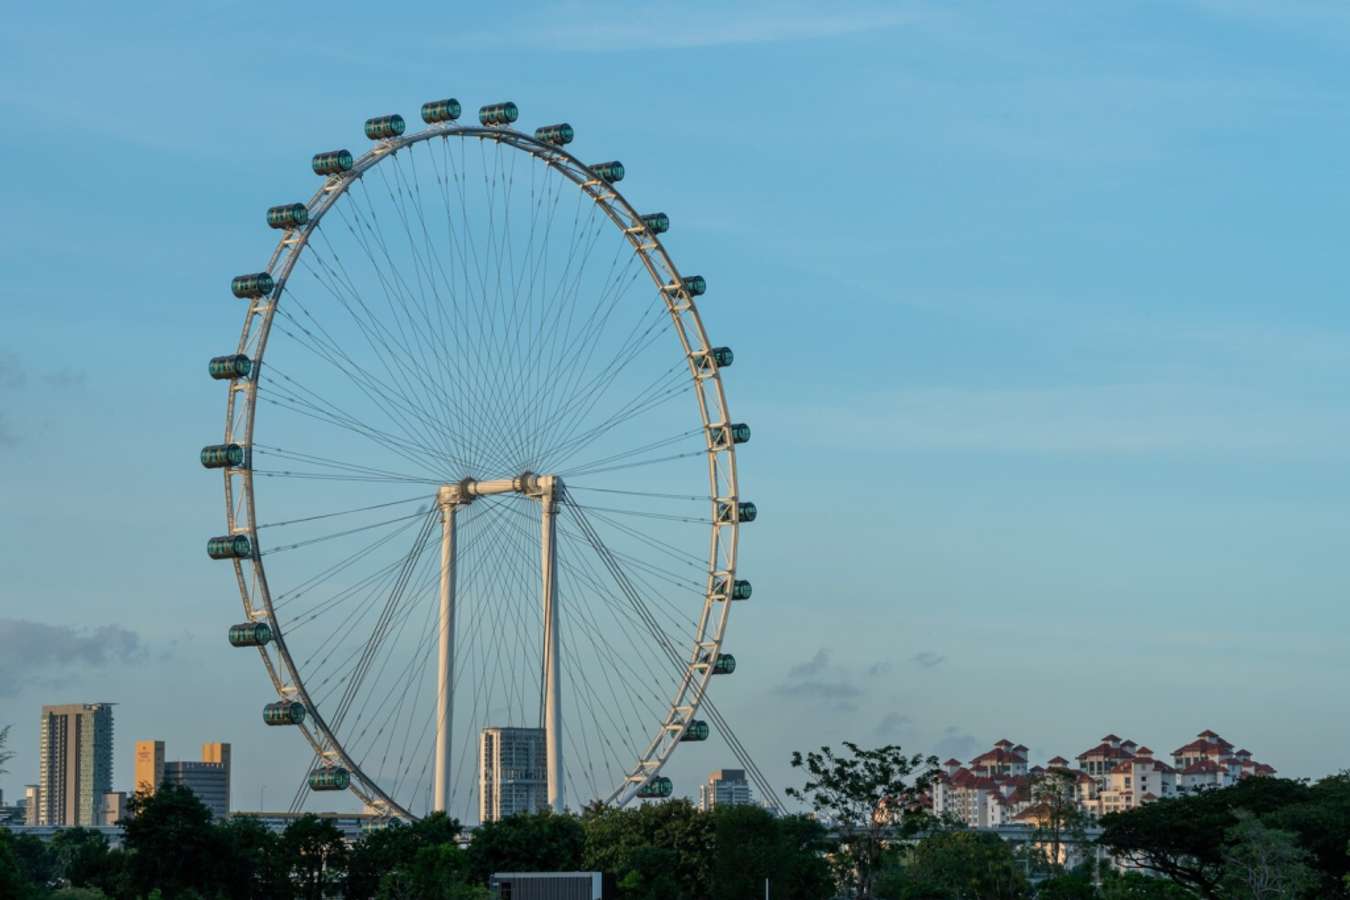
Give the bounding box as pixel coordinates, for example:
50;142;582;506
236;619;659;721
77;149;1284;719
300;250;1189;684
539;476;564;812
433;486;460;813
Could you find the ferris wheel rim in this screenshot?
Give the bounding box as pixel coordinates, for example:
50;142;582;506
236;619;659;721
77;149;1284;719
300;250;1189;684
221;118;742;819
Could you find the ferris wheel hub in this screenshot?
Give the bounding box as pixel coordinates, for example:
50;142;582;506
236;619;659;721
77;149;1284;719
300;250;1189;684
437;473;562;507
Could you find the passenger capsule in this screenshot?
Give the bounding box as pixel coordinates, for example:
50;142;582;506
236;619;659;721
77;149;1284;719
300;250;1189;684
421;98;462;124
312;149;354;176
731;579;752;600
712;653;736;675
231;273;274;299
639;212;670;235
716;501;756;524
664;276;707;296
228;622;272;647
209;355;252;380
729;423;751;444
266;203;309;230
680;720;710;742
534;123;574;146
308;767;351;791
262;701;306;726
200;443;245;469
590;161;624;184
478;102;519;127
207;535;252;560
636;776;673;799
364;114;406;140
707;346;734;368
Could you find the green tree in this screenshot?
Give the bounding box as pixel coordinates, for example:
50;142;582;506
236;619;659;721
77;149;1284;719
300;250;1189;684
709;805;832;900
0;827;38;900
376;843;486;900
121;784;224;898
9;831;56;892
786;741;939;899
581;800;713;899
875;829;1029;900
0;724;13;776
1098;871;1195;899
1098;777;1312;898
1027;769;1091;874
215;815;291;900
467;809;585;885
281;814;349;900
47;889;111;900
1219;815;1317;900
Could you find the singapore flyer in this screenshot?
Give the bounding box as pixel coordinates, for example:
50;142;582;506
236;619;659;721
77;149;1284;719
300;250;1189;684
204;96;763;821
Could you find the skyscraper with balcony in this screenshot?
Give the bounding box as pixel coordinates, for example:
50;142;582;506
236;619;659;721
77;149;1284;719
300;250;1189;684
479;727;547;822
37;703;115;826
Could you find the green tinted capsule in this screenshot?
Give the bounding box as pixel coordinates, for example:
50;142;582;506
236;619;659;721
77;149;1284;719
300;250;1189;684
478;102;519;126
640;212;669;235
729;423;751;444
207;535;252;559
680;720;710;742
710;347;734;368
200;443;245;469
421;98;462;124
231;273;274;299
663;275;705;297
716;501;756;524
364;114;406;140
732;579;752;600
636;776;673;799
534;123;574;146
262;701;306;726
712;653;736;675
266;203;309;230
308;767;351;791
590;160;624;184
228;622;272;647
208;355;252;380
312;149;354;176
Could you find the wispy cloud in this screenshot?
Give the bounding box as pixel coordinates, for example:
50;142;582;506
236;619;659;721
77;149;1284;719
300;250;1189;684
911;651;946;669
776;648;865;711
0;351;87;450
933;726;981;762
0;619;146;697
875;712;915;738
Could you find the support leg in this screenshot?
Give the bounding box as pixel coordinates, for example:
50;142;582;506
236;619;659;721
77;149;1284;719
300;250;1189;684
433;490;458;813
540;480;564;812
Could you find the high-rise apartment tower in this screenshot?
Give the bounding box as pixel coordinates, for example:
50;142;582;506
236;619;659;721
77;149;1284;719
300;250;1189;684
37;703;115;826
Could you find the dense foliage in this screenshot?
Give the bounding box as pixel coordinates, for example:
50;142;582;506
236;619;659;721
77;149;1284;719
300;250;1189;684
0;786;827;899
5;762;1348;899
1099;773;1350;898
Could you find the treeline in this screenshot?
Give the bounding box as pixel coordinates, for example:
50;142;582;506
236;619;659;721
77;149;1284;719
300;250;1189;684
4;750;1350;899
0;784;831;899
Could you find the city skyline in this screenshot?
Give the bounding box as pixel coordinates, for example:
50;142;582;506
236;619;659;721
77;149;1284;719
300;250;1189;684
4;1;1350;816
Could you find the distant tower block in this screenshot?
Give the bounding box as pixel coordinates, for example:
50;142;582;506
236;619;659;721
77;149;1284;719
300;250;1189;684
698;768;754;812
38;703;115;826
135;739;165;794
480;727;548;822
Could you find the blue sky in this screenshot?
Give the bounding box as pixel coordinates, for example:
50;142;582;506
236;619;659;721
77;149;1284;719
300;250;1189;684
3;1;1350;813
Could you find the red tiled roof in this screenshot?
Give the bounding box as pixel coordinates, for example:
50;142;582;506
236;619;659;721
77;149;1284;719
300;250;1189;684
1101;733;1122;742
1048;756;1069;765
944;758;963;766
971;747;1027;766
1183;760;1221;775
1078;742;1134;761
1135;746;1153;756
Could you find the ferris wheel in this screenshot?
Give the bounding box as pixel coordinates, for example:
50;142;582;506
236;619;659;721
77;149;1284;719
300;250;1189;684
203;97;755;821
